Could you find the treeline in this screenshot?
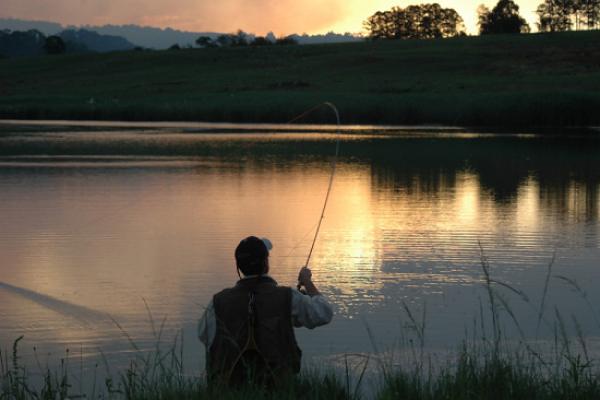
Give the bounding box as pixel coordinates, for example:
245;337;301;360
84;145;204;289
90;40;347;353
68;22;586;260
0;30;71;57
0;28;135;57
363;4;466;40
537;0;600;31
195;30;297;48
364;0;600;39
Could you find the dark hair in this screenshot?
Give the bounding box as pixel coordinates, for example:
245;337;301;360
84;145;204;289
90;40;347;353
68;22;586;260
235;236;268;276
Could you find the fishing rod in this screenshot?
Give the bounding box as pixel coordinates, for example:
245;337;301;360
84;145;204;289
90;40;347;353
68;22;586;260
289;102;341;292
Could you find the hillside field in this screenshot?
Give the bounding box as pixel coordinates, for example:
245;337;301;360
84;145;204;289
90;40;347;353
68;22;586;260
1;31;600;126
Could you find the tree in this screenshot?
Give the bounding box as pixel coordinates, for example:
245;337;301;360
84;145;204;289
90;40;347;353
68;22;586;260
275;36;299;45
250;36;273;46
536;0;575;31
364;3;465;40
44;35;65;54
0;29;46;57
214;30;250;47
478;0;530;34
196;36;217;48
536;0;600;31
576;0;600;29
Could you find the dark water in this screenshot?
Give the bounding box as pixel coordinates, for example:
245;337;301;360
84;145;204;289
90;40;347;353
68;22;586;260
0;120;599;379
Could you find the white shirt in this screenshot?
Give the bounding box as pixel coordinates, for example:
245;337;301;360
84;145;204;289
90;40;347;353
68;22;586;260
198;275;333;348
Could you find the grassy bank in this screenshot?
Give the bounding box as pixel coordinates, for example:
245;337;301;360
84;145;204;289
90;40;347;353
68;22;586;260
3;321;600;400
3;258;600;399
1;31;600;127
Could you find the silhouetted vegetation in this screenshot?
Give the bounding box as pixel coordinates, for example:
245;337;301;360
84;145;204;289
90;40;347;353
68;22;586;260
0;28;137;57
196;35;217;48
195;30;298;48
537;0;600;31
478;0;530;34
43;35;66;55
274;36;298;45
0;29;46;57
250;36;273;46
59;28;135;52
364;3;465;40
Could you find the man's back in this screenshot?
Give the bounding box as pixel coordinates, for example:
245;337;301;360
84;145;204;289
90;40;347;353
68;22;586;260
198;236;332;386
208;276;301;385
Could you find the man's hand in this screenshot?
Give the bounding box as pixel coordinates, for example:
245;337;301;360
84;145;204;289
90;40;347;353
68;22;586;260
298;267;312;286
297;266;321;296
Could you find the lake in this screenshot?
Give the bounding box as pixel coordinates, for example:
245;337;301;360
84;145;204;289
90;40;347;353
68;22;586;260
1;120;599;383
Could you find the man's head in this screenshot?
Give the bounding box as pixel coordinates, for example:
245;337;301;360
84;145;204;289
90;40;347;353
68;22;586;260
235;236;272;276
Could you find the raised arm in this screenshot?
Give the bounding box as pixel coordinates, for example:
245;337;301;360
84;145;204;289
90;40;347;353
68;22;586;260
292;267;333;328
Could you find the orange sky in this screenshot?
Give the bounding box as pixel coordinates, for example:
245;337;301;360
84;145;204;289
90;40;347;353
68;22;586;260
0;1;543;35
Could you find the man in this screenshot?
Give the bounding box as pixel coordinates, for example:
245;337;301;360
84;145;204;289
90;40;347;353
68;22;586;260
198;236;333;386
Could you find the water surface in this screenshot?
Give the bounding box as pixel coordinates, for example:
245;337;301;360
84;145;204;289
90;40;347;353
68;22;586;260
1;120;599;378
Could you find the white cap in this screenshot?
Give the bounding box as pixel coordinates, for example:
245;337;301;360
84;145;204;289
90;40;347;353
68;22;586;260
261;237;273;251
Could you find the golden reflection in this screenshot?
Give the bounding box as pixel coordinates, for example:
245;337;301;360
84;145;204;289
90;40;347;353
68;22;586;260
316;165;380;287
515;176;540;232
455;172;480;227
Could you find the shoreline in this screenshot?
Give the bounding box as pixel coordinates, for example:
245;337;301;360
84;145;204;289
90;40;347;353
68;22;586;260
1;118;599;136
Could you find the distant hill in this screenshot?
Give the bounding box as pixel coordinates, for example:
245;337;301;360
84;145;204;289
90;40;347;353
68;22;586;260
0;18;362;49
59;29;135;52
86;24;218;49
0;18;62;36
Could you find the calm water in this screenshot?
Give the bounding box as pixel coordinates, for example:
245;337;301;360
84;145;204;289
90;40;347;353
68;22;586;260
1;120;599;379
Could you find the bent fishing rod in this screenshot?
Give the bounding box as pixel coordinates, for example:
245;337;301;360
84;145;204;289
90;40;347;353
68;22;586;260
288;102;341;292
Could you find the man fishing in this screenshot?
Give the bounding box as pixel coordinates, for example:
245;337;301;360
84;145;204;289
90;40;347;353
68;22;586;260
198;235;333;386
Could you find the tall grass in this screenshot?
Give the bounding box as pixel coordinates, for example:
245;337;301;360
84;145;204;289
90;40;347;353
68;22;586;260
2;252;600;399
377;249;600;400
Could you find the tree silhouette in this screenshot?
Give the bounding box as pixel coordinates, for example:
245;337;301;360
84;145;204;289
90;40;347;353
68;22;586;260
43;35;65;55
578;0;600;28
535;0;585;31
478;0;530;34
250;36;273;46
0;29;46;57
275;36;298;45
196;36;217;48
536;0;575;32
364;3;465;40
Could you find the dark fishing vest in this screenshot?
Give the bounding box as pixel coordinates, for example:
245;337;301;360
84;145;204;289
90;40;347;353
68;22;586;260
208;276;301;385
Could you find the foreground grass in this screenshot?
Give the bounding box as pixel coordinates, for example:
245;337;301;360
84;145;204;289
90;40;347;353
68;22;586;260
3;255;600;399
3;336;600;400
1;31;600;126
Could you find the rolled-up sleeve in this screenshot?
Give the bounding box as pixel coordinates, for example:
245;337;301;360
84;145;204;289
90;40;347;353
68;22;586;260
291;290;333;329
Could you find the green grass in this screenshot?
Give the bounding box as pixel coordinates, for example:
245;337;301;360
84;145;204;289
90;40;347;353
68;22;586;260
2;31;600;126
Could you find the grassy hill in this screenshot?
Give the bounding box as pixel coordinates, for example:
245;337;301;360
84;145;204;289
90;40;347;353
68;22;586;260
1;31;600;127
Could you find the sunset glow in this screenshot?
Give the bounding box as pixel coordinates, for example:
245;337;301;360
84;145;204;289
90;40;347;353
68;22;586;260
0;0;544;36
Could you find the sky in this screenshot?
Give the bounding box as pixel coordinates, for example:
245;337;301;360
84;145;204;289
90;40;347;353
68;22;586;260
0;0;543;35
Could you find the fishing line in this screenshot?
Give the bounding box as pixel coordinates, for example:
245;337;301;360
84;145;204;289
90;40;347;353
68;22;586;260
285;102;341;290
